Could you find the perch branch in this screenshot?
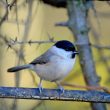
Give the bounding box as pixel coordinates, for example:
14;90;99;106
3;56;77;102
0;87;110;103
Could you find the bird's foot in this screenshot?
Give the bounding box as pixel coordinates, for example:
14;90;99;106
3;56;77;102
55;82;65;95
58;85;65;95
37;79;43;95
37;83;43;95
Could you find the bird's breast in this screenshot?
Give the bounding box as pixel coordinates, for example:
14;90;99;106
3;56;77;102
33;56;75;82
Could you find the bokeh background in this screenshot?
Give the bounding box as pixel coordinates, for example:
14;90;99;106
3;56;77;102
0;0;110;110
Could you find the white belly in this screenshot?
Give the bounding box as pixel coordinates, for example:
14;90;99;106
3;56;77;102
32;57;75;82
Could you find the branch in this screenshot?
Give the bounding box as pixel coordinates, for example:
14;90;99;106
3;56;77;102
0;87;110;103
67;1;106;110
8;39;57;46
1;33;110;50
7;37;110;50
0;0;16;26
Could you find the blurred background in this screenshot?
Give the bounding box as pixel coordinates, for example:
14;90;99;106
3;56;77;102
0;0;110;110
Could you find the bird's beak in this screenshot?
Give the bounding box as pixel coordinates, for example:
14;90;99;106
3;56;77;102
74;51;79;54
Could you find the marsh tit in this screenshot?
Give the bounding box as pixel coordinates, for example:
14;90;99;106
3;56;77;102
7;40;78;93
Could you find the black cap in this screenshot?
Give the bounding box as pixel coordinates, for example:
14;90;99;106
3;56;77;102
55;40;76;52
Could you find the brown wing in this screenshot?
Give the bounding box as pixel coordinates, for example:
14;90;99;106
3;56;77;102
30;50;53;65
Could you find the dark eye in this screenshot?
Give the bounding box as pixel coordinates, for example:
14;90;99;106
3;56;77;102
65;47;74;51
65;48;69;51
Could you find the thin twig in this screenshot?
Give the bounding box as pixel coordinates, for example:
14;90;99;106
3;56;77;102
7;38;110;50
11;1;34;110
0;0;16;26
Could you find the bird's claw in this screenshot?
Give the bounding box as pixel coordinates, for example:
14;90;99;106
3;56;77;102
58;86;65;95
38;87;43;94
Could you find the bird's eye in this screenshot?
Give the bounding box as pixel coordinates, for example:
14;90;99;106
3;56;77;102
65;48;69;51
65;47;75;51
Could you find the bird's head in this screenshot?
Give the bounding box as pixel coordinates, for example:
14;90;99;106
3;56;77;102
54;40;79;59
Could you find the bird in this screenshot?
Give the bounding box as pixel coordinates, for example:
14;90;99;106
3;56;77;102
7;40;78;93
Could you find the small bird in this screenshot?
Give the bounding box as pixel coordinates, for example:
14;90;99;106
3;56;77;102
7;40;78;93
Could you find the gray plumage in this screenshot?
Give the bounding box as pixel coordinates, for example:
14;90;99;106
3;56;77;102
30;50;52;65
7;50;52;72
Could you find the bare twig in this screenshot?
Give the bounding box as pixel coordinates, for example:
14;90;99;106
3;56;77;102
7;37;110;50
11;1;34;110
8;39;56;45
1;33;110;51
14;0;20;34
0;0;16;26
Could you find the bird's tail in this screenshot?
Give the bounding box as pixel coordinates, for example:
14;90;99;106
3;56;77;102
7;64;30;72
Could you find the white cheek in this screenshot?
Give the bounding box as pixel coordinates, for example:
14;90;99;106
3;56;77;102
50;46;73;59
67;51;73;58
